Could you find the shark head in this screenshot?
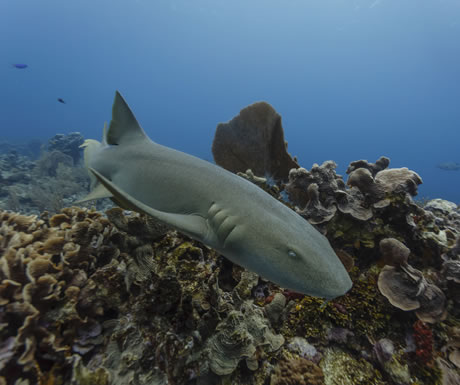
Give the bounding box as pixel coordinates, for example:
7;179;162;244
221;203;352;299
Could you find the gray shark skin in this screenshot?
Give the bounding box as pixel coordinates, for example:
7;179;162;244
81;91;352;299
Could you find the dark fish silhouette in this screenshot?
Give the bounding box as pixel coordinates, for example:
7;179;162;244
12;64;28;69
57;98;66;104
436;162;460;171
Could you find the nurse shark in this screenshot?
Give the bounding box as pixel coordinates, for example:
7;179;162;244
79;91;352;299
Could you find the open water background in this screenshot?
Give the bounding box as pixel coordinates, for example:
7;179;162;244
2;0;460;202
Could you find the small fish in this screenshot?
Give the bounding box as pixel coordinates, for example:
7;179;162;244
12;63;28;69
57;98;66;104
436;162;460;171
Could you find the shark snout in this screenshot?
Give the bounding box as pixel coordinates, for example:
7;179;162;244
322;266;353;299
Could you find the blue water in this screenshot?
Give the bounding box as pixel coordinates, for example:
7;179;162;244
2;0;460;203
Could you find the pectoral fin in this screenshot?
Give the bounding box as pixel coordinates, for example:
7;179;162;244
75;183;113;203
88;168;208;240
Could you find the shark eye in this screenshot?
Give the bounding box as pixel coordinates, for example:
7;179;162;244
288;250;297;258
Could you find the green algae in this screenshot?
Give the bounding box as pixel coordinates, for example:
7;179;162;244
284;267;393;340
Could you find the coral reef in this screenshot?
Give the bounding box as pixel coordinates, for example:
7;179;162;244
372;338;411;385
1;104;460;384
413;320;434;365
0;208;118;384
0;207;285;384
1;172;459;384
204;300;284;375
0;152;35;211
321;348;386;385
46;132;84;164
34;150;73;177
285;158;424;230
0;135;109;215
209;115;459;384
0;139;42;160
270;355;324;385
377;238;447;323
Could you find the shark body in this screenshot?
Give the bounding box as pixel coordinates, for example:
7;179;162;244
81;91;352;299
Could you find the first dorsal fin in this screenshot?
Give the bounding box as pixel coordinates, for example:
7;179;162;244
106;91;148;145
